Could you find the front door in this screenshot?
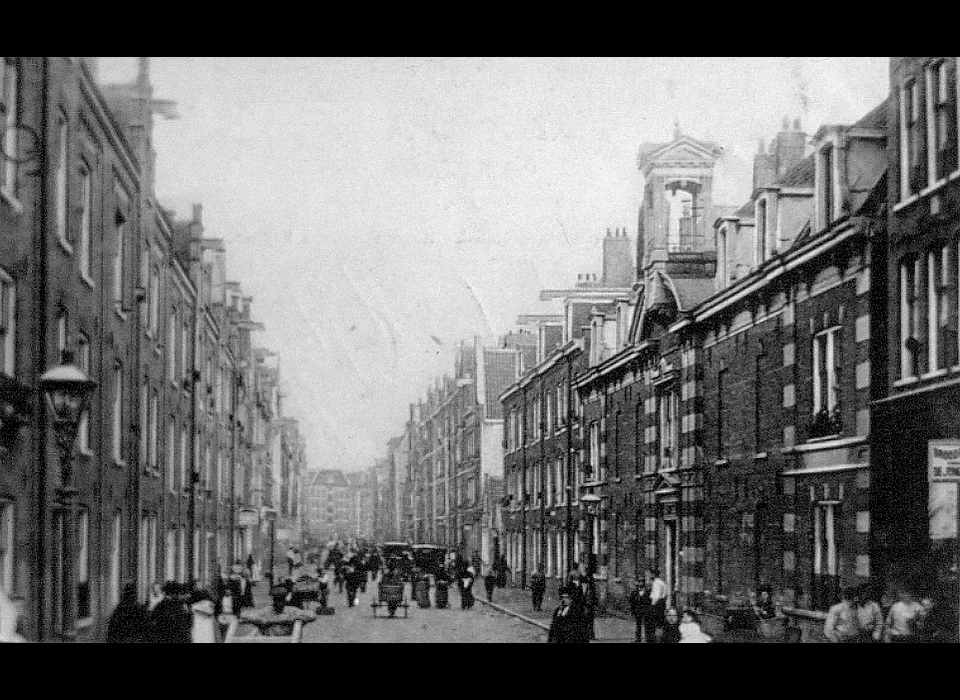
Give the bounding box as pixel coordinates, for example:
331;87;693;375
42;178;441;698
661;518;678;608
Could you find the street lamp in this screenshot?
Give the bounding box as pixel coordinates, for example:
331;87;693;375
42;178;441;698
265;509;277;587
39;351;97;641
580;493;601;577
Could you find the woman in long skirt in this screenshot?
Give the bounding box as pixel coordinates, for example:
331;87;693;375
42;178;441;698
460;566;476;610
415;571;432;609
435;569;449;609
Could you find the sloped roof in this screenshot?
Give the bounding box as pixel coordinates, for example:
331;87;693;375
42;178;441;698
671;276;718;312
777;155;815;187
853;99;888;130
734;200;755;218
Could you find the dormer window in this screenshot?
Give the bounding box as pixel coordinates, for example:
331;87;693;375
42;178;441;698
756;199;767;264
900;79;924;199
927;59;958;182
819;144;835;229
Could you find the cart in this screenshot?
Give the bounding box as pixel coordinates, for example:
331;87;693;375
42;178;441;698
224;607;317;643
372;581;409;618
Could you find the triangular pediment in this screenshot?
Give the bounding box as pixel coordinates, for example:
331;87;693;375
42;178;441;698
638;135;723;173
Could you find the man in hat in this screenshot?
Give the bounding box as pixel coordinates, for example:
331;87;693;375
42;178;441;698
548;585;589;644
150;582;193;643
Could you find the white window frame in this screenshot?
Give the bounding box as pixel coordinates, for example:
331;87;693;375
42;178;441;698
589;421;600;477
900;79;923;200
658;389;679;471
1;58;19;200
0;500;14;594
0;270;15;377
813;327;840;416
756;196;768;264
113;206;126;306
109;513;121;608
165;529;176;582
178;527;186;583
166;419;176;493
55;113;70;246
78;163;93;284
180;426;189;490
900;257;922;378
813;502;838;577
112;363;124;464
167;309;177;383
77;334;92;454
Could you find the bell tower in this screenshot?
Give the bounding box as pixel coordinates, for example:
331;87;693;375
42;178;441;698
636;128;724;273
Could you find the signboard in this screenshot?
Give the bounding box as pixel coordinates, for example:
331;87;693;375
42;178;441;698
929;441;960;540
238;509;258;528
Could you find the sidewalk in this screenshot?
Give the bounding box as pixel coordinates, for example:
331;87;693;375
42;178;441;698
477;585;637;643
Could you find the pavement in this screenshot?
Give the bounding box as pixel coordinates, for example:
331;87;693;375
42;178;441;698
476;585;638;643
246;576;547;643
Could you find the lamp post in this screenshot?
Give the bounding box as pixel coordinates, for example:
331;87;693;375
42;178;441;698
581;493;601;577
39;351;97;642
265;508;277;587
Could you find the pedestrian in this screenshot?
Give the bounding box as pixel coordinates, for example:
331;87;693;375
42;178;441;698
190;590;221;643
580;568;598;642
334;562;345;593
496;554;510;588
628;577;651;643
106;583;153;643
0;587;27;644
380;565;404;618
660;607;681;643
150;582;193;643
678;610;712;643
245;553;255;580
435;567;450;610
344;563;358;607
286;547;296;577
854;585;884;643
884;586;923;643
484;568;497;602
228;562;254;613
915;594;951;643
646;569;667;643
460;565;476;610
824;587;861;643
147;581;165;611
753;585;777;620
530;565;547;612
547;585;589;644
415;569;432;609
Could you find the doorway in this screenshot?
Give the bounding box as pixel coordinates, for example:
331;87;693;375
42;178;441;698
661;517;678;607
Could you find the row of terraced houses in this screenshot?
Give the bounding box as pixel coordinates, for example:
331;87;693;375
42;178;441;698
0;57;307;642
379;57;960;642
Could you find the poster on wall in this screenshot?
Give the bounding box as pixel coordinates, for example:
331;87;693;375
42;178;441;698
928;440;960;540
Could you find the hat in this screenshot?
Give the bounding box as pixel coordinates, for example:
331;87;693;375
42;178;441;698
558;585;577;597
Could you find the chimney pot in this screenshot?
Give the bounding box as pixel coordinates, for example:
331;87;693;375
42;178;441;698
793;117;802;132
781;116;790;132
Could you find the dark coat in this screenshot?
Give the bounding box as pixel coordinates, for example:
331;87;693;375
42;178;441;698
106;598;153;643
661;623;681;644
629;587;651;620
149;598;192;644
548;602;590;644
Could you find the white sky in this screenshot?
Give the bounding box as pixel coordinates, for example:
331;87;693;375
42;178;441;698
97;57;890;474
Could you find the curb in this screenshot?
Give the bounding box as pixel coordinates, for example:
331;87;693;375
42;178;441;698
477;598;550;631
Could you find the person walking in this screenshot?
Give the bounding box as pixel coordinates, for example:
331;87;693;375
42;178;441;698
344;562;361;607
547;585;589;644
824;587;863;643
580;569;598;642
435;567;450;610
106;583;153;643
460;566;476;610
884;587;924;643
660;607;681;643
854;585;884;643
484;568;498;602
150;582;193;643
629;577;651;643
678;610;712;643
496;554;510;588
415;569;432;609
646;569;667;643
529;565;547;612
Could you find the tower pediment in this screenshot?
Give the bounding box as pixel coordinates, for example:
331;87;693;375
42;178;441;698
638;135;723;175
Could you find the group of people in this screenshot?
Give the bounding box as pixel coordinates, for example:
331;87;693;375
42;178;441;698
104;560;257;643
824;584;952;643
325;545;382;608
627;568;704;643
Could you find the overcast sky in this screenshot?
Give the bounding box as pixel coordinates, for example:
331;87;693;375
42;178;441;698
97;57;890;474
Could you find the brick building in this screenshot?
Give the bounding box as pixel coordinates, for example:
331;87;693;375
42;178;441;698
0;57;306;642
872;56;959;640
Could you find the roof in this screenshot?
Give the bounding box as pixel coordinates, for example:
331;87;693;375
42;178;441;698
852;99;888;130
776;155;815;188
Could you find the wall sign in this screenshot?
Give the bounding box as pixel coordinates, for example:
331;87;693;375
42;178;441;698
928;440;960;540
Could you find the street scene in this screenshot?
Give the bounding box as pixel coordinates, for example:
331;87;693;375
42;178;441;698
1;57;960;643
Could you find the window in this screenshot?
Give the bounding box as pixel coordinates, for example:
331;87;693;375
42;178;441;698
1;58;18;196
812;502;840;611
55;114;69;243
901;80;924;198
78;165;93;281
556;384;565;426
149;392;159;471
113;208;126;305
77;508;91;621
168;309;177;381
928;60;957;181
139;380;148;467
756;197;768;263
178;527;186;583
545;393;553;435
0;501;13;594
718;226;728;283
820;145;835;228
77;334;91;452
613;411;621;478
57;311;68;359
193;529;200;581
112;363;123;463
166;418;176;492
589;422;600;479
717;367;728;456
755;350;766;452
165;530;176;582
812;328;841;437
928;246;954;371
180;426;189;490
658;388;679;470
109;513;121;608
182;320;190;383
0;271;15;377
148;265;160;336
900;257;922;378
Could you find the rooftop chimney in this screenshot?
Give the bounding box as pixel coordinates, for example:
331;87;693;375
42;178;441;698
602;226;634;287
